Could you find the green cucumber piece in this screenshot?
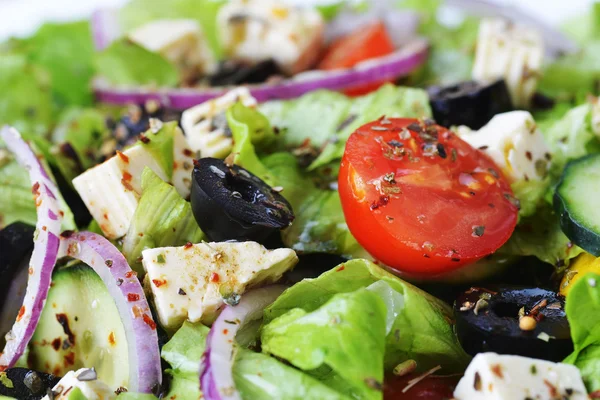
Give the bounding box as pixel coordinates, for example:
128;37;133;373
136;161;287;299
27;264;129;389
554;153;600;256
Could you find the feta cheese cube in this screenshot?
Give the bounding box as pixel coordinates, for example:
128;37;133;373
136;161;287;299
129;19;216;77
73;128;194;239
454;353;588;400
181;87;257;158
142;241;298;330
457;111;551;183
217;0;324;74
42;369;114;400
472;18;544;108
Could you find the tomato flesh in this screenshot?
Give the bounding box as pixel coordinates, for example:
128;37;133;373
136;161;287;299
339;118;519;278
383;373;459;400
319;21;395;96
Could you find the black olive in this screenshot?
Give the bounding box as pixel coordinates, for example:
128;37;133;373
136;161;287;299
428;79;513;129
49;165;92;228
283;253;349;284
114;104;182;149
191;158;294;243
208;59;283;87
0;368;60;400
0;222;35;314
454;286;572;362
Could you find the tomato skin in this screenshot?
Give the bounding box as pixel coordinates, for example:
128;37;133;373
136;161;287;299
339;118;518;278
383;374;459;400
319;21;395;70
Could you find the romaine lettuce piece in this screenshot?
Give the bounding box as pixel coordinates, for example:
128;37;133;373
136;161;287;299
161;321;208;400
122;168;204;275
564;272;600;391
310;85;431;169
20;21;95;107
264;259;471;373
262;289;387;400
95;40;179;87
0;54;54;137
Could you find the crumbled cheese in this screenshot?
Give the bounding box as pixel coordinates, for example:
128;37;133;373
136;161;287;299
217;0;324;74
129;19;216;77
454;353;588;400
181;87;257;158
73;128;193;239
142;241;298;330
472;18;544;108
457;111;551;183
41;369;114;400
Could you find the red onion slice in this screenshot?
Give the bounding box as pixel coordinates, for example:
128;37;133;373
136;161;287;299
60;231;162;393
200;286;286;400
0;126;62;371
93;38;428;109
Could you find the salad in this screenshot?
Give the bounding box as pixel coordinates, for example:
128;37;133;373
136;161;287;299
1;0;600;399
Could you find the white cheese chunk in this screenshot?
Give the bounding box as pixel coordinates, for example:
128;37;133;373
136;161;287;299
73;128;194;239
142;241;298;329
181;87;257;158
129;19;216;77
457;111;551;183
217;0;324;74
472;18;544;108
42;369;115;400
454;353;588;400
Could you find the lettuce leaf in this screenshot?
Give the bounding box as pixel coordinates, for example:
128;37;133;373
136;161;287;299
265;259;470;373
118;0;225;59
0;54;55;136
19;22;95;107
94;40;179;87
564;272;600;391
161;321;208;400
309;85;431;169
262;289;387;400
137;121;178;178
122;168;204;275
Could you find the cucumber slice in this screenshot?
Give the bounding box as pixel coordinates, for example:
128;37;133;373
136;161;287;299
554;153;600;256
27;264;129;389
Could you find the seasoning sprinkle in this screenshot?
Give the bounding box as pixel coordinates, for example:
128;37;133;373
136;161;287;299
393;360;417;377
472;225;485;237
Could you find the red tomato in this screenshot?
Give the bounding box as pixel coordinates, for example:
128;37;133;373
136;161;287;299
319;21;395;96
384;373;459;400
338;118;519;278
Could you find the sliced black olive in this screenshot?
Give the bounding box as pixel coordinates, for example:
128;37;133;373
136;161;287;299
114;104;181;149
428;79;513;129
208;59;283;87
0;368;60;400
454;286;572;362
191;158;294;243
0;223;35;329
283;253;349;284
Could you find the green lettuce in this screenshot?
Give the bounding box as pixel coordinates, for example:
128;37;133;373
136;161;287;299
161;321;208;400
94;40;179;87
122;168;204;275
0;141;76;231
117;394;157;400
137;121;178;178
118;0;225;59
19;22;95;107
50;108;111;183
0;54;54;136
262;152;367;258
309;85;431;169
161;321;352;400
265;259;470;373
564;272;600;391
262;289;387;400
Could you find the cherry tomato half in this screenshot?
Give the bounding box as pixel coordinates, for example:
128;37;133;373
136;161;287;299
339;118;519;278
318;21;395;96
384;373;459;400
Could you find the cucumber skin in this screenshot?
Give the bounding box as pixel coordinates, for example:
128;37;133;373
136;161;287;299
554;154;600;257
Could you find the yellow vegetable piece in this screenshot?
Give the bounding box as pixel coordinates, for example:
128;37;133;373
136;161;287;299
560;252;600;296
